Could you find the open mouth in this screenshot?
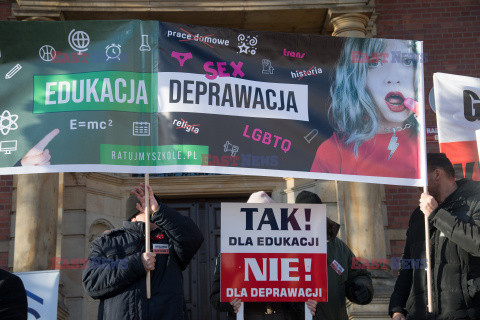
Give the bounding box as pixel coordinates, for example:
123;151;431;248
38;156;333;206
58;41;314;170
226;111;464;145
384;92;405;112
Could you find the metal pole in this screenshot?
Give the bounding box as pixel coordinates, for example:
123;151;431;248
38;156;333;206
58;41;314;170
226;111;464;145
145;174;151;299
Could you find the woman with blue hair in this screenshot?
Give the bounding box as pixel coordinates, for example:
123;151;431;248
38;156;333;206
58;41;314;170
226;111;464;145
311;38;421;178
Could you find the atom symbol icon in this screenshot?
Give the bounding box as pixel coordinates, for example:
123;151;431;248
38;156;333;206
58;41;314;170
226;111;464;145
0;110;18;135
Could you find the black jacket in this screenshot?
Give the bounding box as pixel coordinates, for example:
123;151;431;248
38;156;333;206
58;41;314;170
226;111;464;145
82;203;204;320
389;179;480;319
312;219;373;320
0;269;27;320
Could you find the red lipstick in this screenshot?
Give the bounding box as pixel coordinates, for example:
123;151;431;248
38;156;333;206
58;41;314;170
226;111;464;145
385;91;405;112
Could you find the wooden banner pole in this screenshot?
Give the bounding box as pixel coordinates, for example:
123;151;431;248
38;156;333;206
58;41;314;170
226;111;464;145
423;185;433;313
145;173;151;299
416;44;432;313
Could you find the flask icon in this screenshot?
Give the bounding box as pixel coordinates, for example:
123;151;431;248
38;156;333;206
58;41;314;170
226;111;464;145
139;34;151;52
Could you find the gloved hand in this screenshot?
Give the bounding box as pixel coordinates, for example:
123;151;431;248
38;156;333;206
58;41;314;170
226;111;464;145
467;278;480;298
347;283;371;304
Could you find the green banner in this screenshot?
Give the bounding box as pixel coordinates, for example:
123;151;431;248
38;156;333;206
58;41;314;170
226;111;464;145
33;71;156;113
100;144;208;166
0;20;426;186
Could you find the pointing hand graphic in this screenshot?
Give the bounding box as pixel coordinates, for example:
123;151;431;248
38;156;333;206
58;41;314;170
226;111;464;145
21;129;59;166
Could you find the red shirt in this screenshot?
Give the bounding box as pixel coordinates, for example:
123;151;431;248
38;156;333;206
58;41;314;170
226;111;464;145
310;130;420;179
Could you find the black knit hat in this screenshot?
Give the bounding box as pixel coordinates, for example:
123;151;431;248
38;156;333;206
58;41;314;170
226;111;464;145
295;190;322;204
126;195;141;221
295;190;339;239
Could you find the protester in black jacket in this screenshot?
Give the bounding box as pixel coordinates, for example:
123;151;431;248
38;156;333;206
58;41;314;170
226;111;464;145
0;269;27;320
82;183;204;320
389;153;480;320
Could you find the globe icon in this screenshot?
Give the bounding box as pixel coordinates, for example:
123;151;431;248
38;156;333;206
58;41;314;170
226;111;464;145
68;29;90;53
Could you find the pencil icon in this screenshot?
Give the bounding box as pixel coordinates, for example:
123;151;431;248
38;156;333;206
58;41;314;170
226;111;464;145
5;64;22;79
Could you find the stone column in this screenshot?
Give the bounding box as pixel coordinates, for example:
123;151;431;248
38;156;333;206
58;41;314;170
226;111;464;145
331;13;394;320
330;10;388;264
14;173;59;271
331;13;370;38
337;182;387;260
13;173;70;319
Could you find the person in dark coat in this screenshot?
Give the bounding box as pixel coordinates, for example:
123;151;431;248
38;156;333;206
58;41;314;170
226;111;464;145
0;268;27;320
296;191;374;320
82;183;204;320
210;191;302;320
389;153;480;319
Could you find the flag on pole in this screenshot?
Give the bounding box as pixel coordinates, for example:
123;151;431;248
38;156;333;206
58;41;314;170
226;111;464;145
434;72;480;180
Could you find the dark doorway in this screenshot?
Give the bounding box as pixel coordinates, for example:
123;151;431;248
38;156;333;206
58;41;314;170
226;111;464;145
162;195;249;320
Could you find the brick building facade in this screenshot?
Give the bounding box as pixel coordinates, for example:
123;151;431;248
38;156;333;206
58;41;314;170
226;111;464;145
2;0;479;269
377;0;480;258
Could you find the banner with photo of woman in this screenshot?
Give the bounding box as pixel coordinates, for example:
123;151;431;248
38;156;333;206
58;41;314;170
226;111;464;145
0;20;426;186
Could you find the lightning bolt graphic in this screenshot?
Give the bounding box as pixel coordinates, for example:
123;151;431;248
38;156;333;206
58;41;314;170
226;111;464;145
387;129;399;160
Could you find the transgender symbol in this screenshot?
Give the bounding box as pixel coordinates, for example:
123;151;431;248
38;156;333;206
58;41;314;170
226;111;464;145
171;51;193;67
0;110;18;135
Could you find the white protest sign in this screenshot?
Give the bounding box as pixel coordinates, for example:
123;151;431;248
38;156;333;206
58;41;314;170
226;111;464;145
220;203;327;303
15;270;59;320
